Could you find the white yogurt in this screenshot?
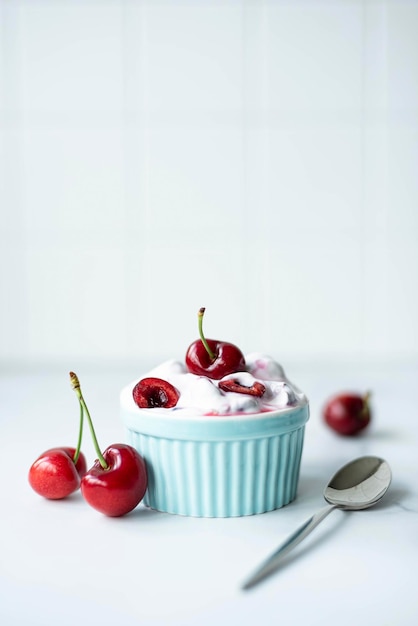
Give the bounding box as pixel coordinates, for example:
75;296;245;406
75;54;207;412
121;353;306;416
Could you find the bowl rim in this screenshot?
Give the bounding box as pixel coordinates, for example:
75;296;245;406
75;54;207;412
121;387;309;442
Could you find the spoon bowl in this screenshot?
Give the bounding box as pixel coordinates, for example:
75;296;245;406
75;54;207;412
242;455;392;590
324;456;392;510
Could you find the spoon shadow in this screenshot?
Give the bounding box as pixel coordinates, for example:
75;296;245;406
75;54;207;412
374;483;412;512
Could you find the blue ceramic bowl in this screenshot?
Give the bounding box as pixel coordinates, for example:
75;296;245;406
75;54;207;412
121;393;309;517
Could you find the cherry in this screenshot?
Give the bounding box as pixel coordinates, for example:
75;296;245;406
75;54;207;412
28;447;87;500
58;446;87;478
70;372;148;517
323;392;371;436
81;444;148;517
185;307;246;380
133;377;180;408
218;379;265;397
28;384;87;500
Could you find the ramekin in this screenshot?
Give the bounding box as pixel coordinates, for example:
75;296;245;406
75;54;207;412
121;392;309;518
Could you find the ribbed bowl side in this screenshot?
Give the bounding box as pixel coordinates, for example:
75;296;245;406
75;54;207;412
126;427;305;517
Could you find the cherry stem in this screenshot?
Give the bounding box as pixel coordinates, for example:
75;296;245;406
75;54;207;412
70;372;109;470
361;391;372;417
198;307;216;360
72;400;83;465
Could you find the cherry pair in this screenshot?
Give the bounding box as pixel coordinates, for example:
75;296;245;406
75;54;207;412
28;373;147;517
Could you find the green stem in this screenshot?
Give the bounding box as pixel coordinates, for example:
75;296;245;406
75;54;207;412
198;307;216;360
72;399;83;464
70;372;108;470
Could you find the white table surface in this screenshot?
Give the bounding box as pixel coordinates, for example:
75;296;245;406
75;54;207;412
1;359;417;626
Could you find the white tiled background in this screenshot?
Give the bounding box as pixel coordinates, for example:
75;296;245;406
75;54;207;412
1;0;417;368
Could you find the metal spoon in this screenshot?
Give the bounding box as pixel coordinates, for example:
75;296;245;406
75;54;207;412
241;455;392;590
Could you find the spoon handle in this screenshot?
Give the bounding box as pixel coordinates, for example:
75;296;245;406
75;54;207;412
241;504;338;590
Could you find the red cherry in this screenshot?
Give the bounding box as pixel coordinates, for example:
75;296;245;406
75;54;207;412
28;381;87;501
28;448;87;499
323;392;371;436
81;444;148;517
218;379;265;397
185;307;246;380
132;377;179;408
60;446;88;478
29;371;87;501
70;372;148;516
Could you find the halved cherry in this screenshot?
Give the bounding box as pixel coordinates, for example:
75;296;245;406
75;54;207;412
132;377;180;408
218;379;265;397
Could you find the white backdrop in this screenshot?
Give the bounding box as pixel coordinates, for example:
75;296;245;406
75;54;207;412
1;0;417;368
